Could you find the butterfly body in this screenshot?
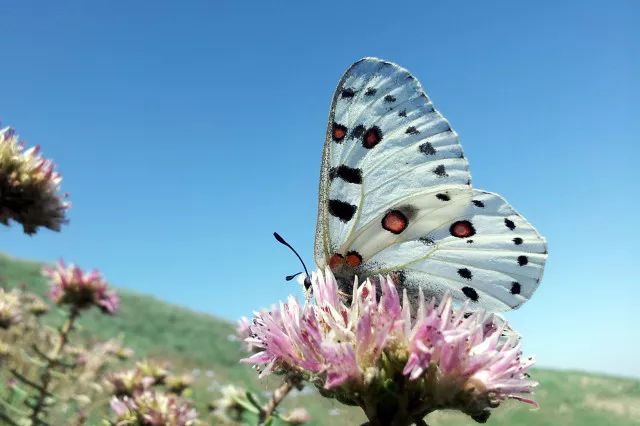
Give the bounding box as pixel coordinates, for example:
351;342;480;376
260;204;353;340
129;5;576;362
312;58;547;312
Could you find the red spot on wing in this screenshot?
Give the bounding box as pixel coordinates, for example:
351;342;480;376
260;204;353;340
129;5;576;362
329;253;344;269
382;210;408;234
363;126;382;149
332;123;347;142
345;251;362;267
450;220;476;238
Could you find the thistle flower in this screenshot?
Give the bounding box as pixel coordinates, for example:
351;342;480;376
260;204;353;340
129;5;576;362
242;268;537;424
0;125;69;234
109;391;198;426
0;288;22;329
44;260;119;314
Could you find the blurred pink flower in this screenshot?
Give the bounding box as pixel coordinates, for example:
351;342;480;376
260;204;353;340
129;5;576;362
109;391;198;426
44;260;119;314
236;316;258;353
282;407;310;425
0;125;70;234
0;288;22;329
242;267;537;423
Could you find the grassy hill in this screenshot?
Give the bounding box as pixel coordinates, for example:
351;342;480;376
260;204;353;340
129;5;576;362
1;253;639;426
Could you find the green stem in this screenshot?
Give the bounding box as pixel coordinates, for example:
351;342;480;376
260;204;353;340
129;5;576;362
28;307;78;424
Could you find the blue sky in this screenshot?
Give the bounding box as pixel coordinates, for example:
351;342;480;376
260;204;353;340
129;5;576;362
2;1;638;378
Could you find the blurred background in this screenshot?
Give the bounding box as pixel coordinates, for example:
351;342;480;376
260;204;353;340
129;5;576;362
1;0;638;386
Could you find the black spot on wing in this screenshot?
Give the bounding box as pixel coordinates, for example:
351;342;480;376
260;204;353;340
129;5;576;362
513;237;523;245
398;109;407;117
511;282;521;295
419;142;436;156
328;199;357;223
458;268;473;280
384;95;396;103
505;218;516;230
405;126;419;135
349;124;366;140
461;286;479;301
341;88;355;99
436;193;450;201
365;87;377;96
433;164;448;177
472;200;485;208
329;165;362;184
517;255;528;266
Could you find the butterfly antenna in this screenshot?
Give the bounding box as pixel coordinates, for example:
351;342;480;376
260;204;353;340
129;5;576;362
273;232;311;288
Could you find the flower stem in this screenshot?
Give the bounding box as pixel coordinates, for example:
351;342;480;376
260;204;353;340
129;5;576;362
29;307;78;424
259;375;300;424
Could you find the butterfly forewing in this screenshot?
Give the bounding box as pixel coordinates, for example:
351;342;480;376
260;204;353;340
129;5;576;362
315;58;472;267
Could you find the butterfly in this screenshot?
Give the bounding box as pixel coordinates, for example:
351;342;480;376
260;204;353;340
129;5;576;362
279;57;547;312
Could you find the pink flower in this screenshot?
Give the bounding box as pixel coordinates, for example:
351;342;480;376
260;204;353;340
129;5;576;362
109;391;197;426
242;268;538;424
44;260;119;314
236;316;259;353
0;125;70;234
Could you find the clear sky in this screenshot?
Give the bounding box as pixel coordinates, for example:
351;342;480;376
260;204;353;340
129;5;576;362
2;1;638;378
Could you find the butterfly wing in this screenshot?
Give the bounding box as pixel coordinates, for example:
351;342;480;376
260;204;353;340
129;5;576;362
361;190;547;311
314;57;472;266
314;58;547;311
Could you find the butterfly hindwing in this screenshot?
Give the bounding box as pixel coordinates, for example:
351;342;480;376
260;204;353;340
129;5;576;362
360;190;547;311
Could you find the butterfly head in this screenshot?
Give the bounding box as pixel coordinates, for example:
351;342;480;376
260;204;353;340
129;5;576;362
284;272;311;290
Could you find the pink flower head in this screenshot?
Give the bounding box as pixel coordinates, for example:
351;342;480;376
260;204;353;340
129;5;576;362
0;125;70;234
242;268;537;423
44;260;119;314
109;391;197;426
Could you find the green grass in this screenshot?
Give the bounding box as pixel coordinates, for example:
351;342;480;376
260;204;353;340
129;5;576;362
1;252;639;425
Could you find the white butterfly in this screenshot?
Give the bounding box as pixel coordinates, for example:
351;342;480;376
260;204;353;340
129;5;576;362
310;57;547;312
